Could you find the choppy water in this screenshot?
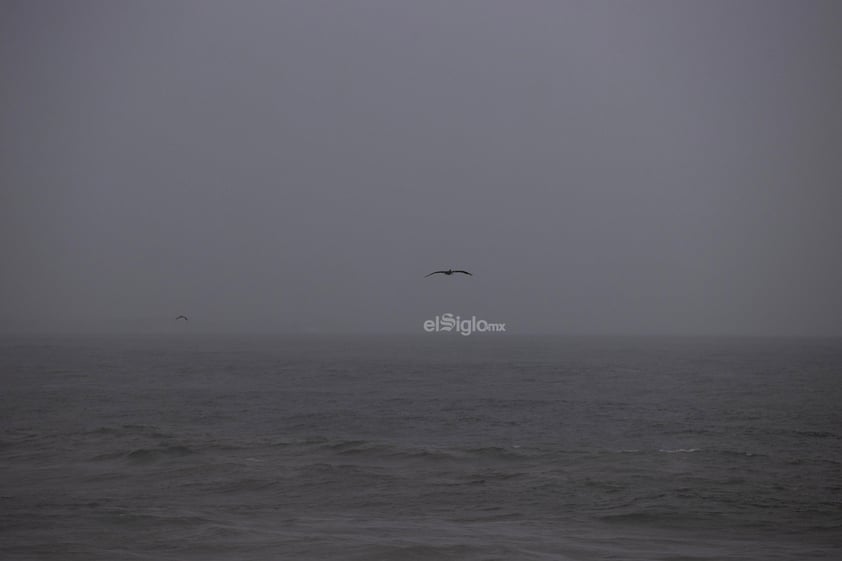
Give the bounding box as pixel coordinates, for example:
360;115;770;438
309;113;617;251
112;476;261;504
1;335;841;560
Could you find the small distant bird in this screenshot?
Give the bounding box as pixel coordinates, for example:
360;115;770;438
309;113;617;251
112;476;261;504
176;315;188;321
425;269;472;277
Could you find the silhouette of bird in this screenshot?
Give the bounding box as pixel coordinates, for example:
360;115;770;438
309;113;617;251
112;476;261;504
176;315;188;321
425;269;472;277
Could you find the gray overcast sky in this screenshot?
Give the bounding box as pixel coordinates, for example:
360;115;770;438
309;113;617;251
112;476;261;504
2;0;841;335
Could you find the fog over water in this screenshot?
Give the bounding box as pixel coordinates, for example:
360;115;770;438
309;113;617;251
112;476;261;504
2;1;841;335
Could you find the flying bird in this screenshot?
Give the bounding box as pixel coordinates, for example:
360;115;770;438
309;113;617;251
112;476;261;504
425;269;473;277
176;315;188;321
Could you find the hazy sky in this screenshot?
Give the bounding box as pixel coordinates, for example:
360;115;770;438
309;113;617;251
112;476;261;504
2;0;841;335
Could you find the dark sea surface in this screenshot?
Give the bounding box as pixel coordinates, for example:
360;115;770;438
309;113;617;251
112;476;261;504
1;334;841;560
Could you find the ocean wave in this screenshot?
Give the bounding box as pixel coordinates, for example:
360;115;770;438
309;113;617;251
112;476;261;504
465;446;530;460
718;449;764;458
86;424;172;439
285;437;536;464
598;509;714;525
434;470;527;487
329;440;458;461
97;507;210;527
125;445;196;462
346;543;479;561
611;447;768;458
793;430;840;439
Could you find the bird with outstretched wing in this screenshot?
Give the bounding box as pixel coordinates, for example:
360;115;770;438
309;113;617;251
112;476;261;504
425;269;472;277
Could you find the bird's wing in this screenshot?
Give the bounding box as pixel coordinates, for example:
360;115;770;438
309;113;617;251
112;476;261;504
425;271;447;277
454;270;473;276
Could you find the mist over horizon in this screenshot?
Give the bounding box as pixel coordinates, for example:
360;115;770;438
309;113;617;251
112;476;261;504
3;1;841;337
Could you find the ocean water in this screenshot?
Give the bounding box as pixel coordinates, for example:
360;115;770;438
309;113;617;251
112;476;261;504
1;334;840;560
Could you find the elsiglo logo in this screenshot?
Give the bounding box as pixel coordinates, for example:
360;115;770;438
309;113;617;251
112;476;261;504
423;313;506;336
